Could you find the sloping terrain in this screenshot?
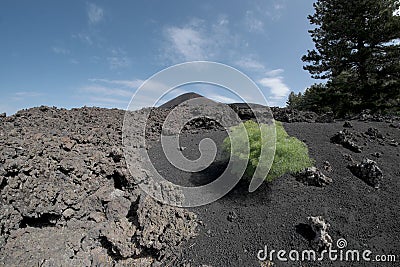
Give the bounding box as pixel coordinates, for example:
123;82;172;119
172;121;400;266
0;102;399;266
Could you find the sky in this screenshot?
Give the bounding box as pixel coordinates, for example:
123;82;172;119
0;0;319;115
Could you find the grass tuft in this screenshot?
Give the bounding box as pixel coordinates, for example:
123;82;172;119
223;120;314;182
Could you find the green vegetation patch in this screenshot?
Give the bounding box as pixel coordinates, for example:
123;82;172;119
223;120;314;182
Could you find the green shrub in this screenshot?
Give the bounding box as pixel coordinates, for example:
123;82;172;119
223;120;314;181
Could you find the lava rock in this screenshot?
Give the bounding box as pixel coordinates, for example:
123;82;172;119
307;216;332;251
227;211;238;222
348;158;383;189
365;127;384;139
0;106;199;266
315;112;335;123
331;130;363;153
370;152;382;158
296;167;332;187
343;121;353;128
323;161;332;172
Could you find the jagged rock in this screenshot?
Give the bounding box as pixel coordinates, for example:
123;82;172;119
227;211;238;222
323;161;332;172
331;130;363;153
348;158;383;188
136;195;198;258
389;141;398;147
0;106;198;265
343;153;355;163
315;112;335;123
0;112;6;118
60;136;76;151
343;121;353;128
365;127;384;139
100;218;140;259
307;216;332;250
370;152;382;158
355;110;399;122
270;107;318;123
296;167;332;187
389;122;400;129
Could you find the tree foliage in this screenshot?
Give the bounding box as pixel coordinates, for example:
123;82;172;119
297;0;400;115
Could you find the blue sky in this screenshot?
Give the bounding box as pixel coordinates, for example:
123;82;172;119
0;0;318;115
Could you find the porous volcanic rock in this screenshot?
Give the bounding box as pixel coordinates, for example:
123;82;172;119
330;129;363;153
270;107;318;123
296;167;332;187
0;106;198;266
348;158;383;189
307;216;332;251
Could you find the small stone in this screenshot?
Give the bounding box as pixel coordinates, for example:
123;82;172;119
370;152;382;158
60;137;76;151
389;123;400;129
323;161;332;172
343;121;353;128
0;112;6;118
389;142;398;147
89;212;106;223
227;211;238;222
62;208;75;219
343;153;354;162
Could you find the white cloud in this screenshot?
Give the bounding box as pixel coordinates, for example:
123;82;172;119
258;69;290;100
164;26;208;61
88;96;129;105
107;56;131;69
235;58;266;71
81;85;133;98
162;16;236;63
52;46;70;55
69;59;79;64
88;78;144;88
106;47;131;69
245;11;264;33
88;3;104;25
72;33;93;45
265;69;284;77
12;91;43;101
207;94;238;103
217;15;229;26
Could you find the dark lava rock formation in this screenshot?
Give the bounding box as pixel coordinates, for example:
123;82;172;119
0;106;198;266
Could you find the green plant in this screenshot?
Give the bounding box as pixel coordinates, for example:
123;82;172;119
223;120;314;182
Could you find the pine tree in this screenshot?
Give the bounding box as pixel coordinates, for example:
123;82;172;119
302;0;400;114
